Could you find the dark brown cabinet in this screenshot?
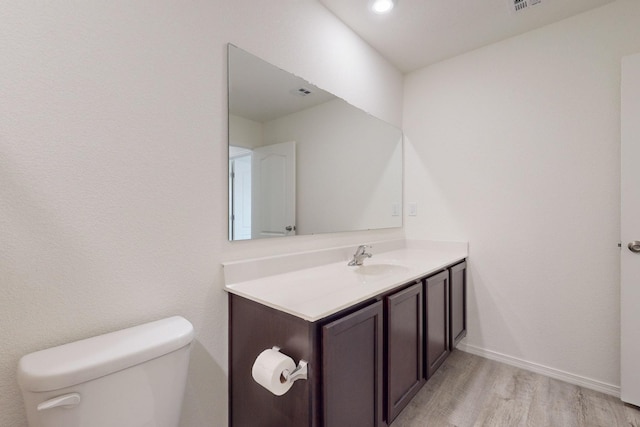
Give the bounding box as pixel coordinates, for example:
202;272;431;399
449;261;467;349
229;296;383;427
322;301;384;427
424;270;450;379
385;282;424;423
228;259;467;427
229;296;318;427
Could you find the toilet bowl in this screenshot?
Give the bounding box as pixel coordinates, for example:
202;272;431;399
17;316;194;427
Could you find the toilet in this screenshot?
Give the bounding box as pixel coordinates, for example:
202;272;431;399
17;316;194;427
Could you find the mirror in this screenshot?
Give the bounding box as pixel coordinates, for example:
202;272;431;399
228;44;403;241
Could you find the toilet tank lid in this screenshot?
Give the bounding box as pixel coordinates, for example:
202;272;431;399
18;316;194;393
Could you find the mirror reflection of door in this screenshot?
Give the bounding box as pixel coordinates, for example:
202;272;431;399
229;147;252;241
251;141;296;239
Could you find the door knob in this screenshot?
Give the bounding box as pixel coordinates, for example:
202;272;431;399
628;241;640;253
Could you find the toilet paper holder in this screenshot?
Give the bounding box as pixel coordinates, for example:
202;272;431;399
272;346;308;383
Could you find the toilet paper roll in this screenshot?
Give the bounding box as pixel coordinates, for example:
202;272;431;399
251;348;297;396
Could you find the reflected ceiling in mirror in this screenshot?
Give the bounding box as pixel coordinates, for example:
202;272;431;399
228;44;403;241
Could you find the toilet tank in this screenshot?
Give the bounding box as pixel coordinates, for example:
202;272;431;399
17;316;194;427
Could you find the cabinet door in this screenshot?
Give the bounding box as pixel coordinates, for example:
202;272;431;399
450;261;467;349
386;283;424;423
322;301;384;427
424;270;450;379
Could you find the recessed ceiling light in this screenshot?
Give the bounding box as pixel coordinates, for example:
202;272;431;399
370;0;396;14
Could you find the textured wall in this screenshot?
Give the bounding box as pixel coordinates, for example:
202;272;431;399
404;0;640;390
0;1;403;426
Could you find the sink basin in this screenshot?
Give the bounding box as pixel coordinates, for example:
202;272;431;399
352;263;410;277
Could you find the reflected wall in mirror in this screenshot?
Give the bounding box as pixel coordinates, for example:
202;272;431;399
228;44;403;241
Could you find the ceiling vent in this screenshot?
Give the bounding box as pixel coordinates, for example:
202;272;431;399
294;87;312;97
511;0;541;13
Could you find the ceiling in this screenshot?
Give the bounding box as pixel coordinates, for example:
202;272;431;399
319;0;616;73
229;45;335;122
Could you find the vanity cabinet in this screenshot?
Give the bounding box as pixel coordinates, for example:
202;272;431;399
228;259;467;427
229;295;382;427
229;295;319;427
385;282;424;423
424;270;450;379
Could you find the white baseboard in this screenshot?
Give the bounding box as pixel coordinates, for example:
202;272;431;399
456;342;620;397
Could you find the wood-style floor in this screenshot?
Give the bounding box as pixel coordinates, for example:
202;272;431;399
391;350;640;427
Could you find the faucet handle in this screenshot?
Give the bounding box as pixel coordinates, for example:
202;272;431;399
348;245;373;266
355;244;372;254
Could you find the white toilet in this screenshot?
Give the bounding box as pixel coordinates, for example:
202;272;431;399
17;316;194;427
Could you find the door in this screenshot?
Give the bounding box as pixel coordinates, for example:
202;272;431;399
251;141;296;238
323;302;384;427
621;52;640;406
386;283;424;423
424;270;450;379
229;153;252;240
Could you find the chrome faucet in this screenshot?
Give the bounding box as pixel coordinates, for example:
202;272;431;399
348;245;373;266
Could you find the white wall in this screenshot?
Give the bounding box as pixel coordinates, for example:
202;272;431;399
0;2;404;426
263;99;403;235
229;114;263;150
404;0;640;391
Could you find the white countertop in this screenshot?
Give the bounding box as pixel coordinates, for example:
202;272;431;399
223;240;468;322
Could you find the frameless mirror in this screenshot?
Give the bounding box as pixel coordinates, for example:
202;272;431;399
228;44;403;240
